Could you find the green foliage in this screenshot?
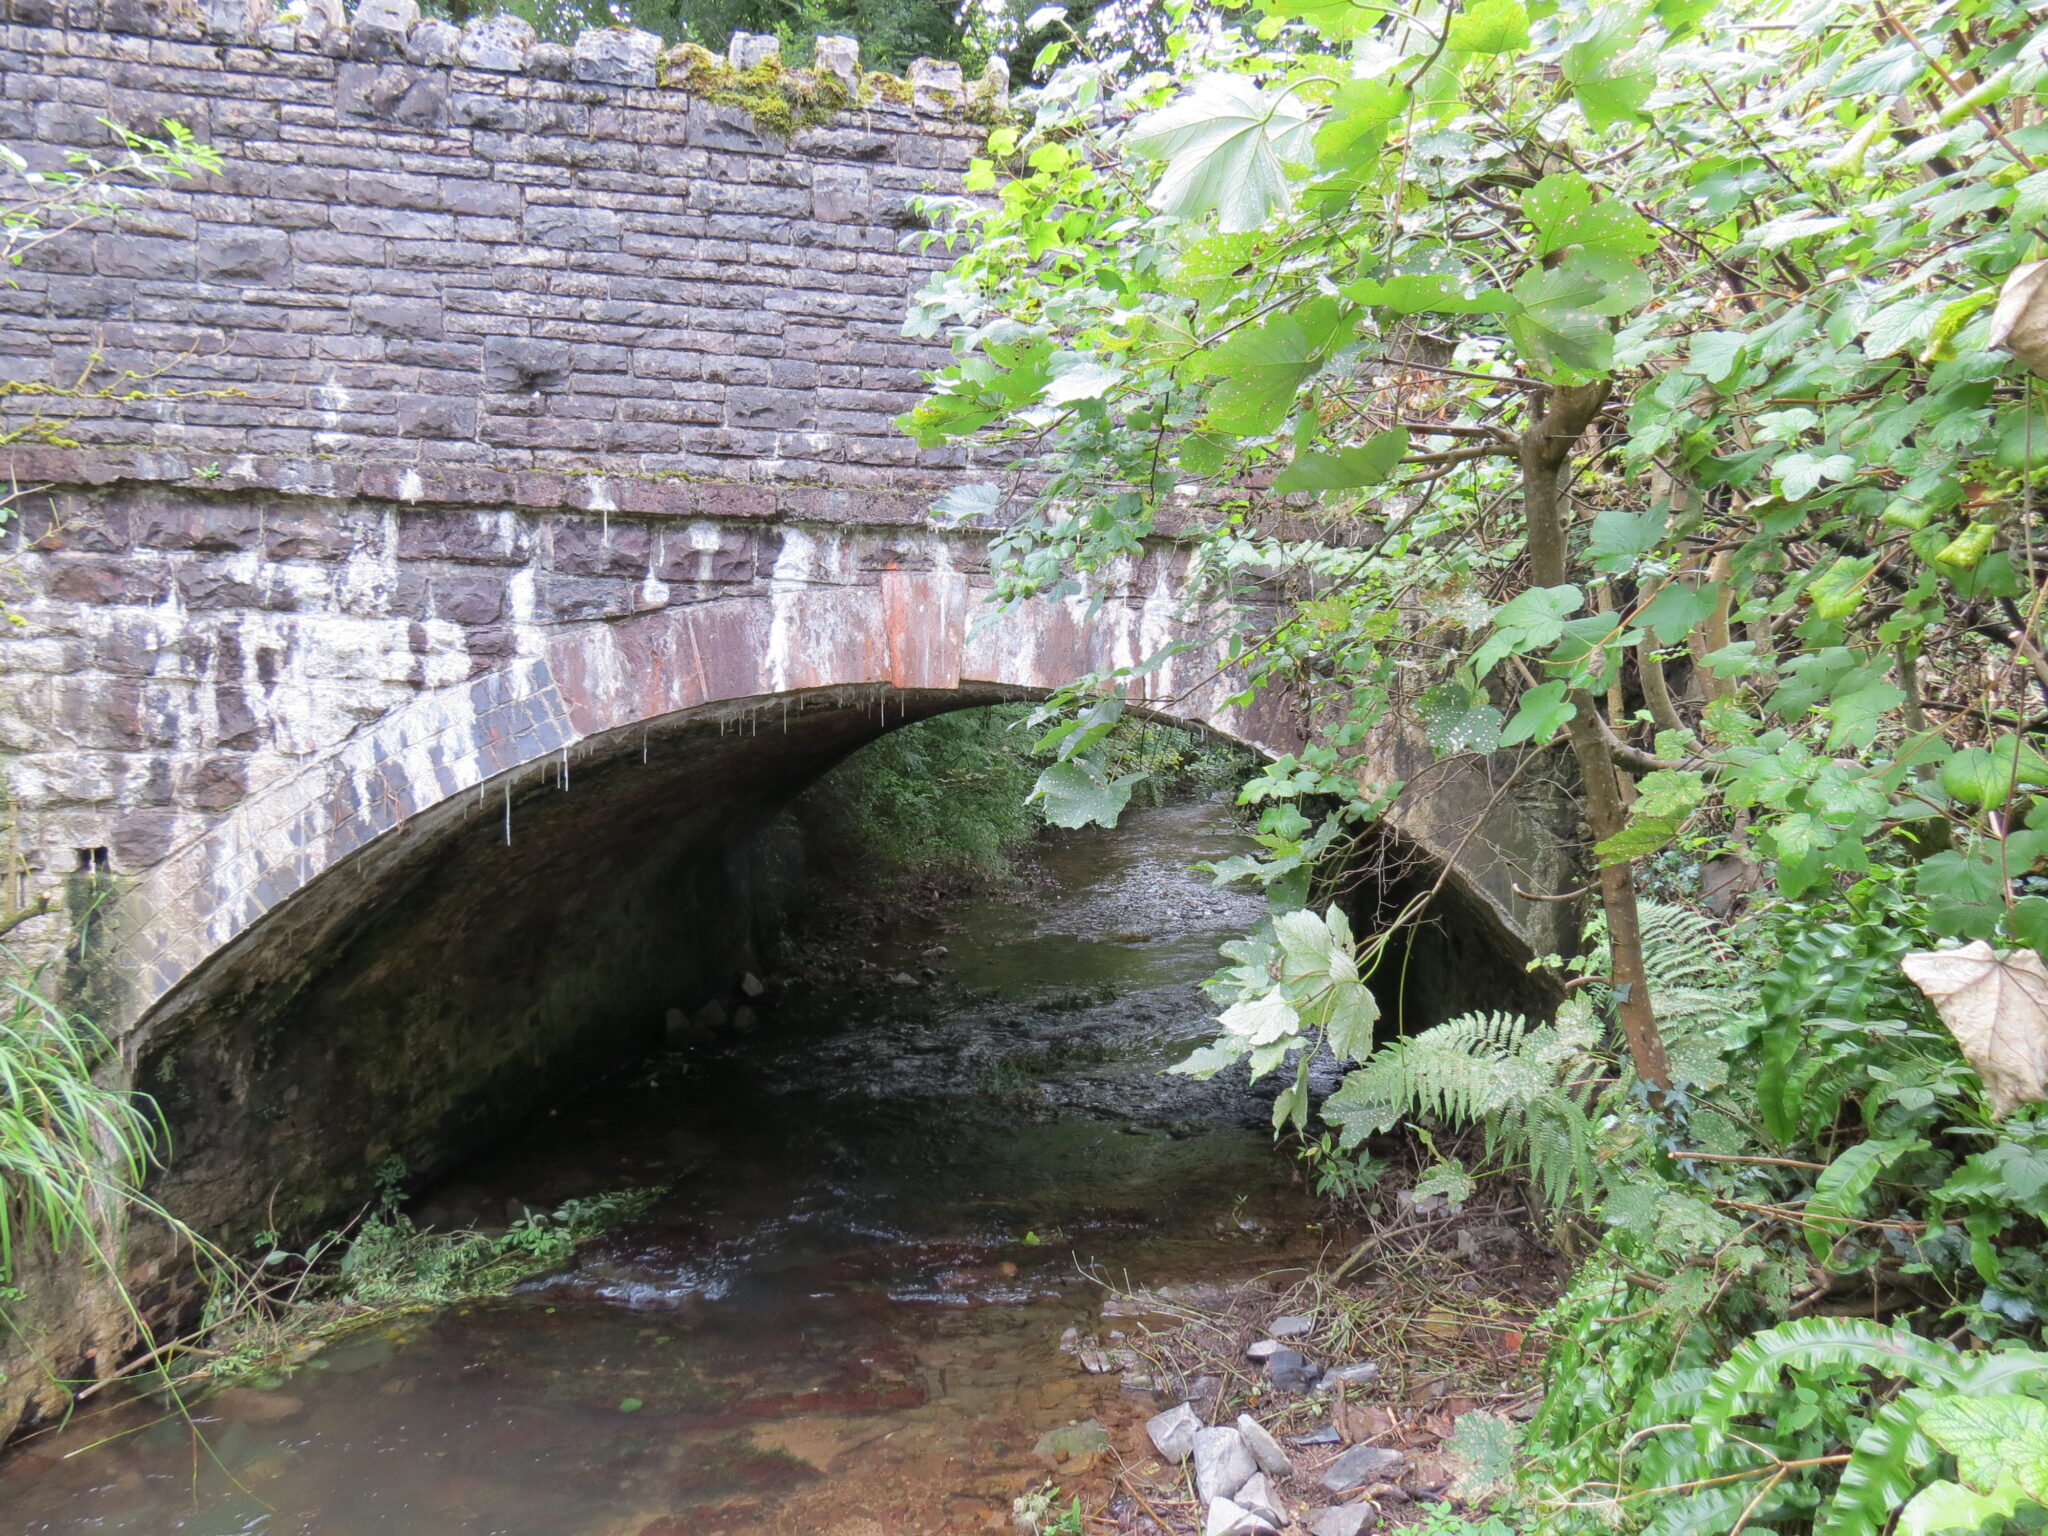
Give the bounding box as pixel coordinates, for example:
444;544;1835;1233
1;119;220;270
0;962;165;1290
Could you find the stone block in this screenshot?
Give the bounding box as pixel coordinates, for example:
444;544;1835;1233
524;204;621;250
198;228;289;283
348;0;413;47
396;393;476;438
725;29;778;69
483;335;571;393
525;41;572;79
335;61;449;126
571;26;659;87
908;56;963;113
403;15;456;65
969;54;1008;112
456;12;532;71
351;296;442;338
205;0;268;41
813;34;858;92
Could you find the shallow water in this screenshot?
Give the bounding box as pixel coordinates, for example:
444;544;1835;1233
7;802;1333;1535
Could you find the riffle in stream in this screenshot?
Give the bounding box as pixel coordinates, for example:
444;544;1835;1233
9;802;1335;1535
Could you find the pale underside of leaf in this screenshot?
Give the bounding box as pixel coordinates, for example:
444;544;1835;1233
1901;942;2048;1117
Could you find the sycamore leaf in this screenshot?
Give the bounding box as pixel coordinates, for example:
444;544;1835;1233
1343;273;1516;315
1126;74;1314;232
1201;301;1342;435
1901;942;2048;1118
1219;988;1302;1046
1031;761;1143;828
1522;173;1657;258
1273;427;1410;491
1446;0;1529;53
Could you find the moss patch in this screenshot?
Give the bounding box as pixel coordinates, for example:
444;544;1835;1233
657;45;871;136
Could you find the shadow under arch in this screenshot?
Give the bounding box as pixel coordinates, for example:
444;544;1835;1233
130;681;1285;1243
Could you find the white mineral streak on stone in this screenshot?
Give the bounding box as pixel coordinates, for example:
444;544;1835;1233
396;469;424;503
763;525;819;694
585;478;616;513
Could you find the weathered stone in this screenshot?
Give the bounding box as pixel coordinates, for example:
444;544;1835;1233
1205;1497;1278;1536
572;26;660;87
483;336;571;392
1309;1506;1378;1536
526;41;573;78
457;12;533;70
1320;1361;1381;1389
726;28;779;69
335;61;449;126
198;230;289;284
403;15;457;64
908;56;964;112
1266;1348;1319;1392
1270;1314;1314;1338
1247;1339;1281;1360
349;0;414;46
1192;1427;1257;1505
206;0;270;41
1237;1473;1286;1528
1320;1445;1406;1494
1235;1414;1292;1479
969;53;1008;112
1147;1401;1201;1463
814;33;859;91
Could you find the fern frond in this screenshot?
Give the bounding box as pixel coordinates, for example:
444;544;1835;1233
1694;1318;1971;1448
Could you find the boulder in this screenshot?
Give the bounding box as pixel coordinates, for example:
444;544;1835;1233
1147;1401;1201;1463
1321;1444;1406;1493
1192;1425;1257;1504
1236;1414;1292;1478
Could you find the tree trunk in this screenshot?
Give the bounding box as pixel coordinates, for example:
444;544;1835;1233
1518;382;1673;1092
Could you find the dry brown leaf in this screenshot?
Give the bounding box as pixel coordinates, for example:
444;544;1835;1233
1901;941;2048;1117
1991;260;2048;379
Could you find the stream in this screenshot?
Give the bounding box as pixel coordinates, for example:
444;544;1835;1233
7;801;1335;1535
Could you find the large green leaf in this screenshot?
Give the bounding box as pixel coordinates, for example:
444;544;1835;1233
1522;173;1657;257
1447;0;1529;53
1315;77;1408;168
1507;264;1615;378
1126;73;1314;231
1031;761;1143;828
1918;1394;2048;1502
1273;427;1411;490
1562;23;1656;129
1201;303;1343;434
1343;273;1517;315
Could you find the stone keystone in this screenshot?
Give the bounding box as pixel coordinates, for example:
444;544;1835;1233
908;56;965;112
726;29;780;69
350;0;417;46
814;34;859;91
457;12;534;70
572;27;662;87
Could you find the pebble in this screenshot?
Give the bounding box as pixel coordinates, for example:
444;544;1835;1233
1266;1348;1320;1393
1147;1401;1202;1463
1321;1444;1407;1493
1310;1504;1379;1536
1246;1339;1282;1360
1269;1314;1314;1338
1235;1414;1292;1478
890;972;920;986
1192;1425;1258;1504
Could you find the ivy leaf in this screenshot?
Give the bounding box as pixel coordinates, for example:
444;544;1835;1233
1031;761;1143;828
1126;74;1314;231
1446;0;1529;53
1274;428;1411;491
1522;173;1657;257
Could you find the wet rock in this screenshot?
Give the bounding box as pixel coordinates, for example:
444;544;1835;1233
1321;1444;1406;1493
1205;1496;1279;1536
1320;1361;1382;1390
1266;1348;1319;1393
740;972;766;998
1033;1419;1111;1466
1147;1401;1202;1462
921;944;949;960
1192;1425;1258;1504
208;1387;305;1422
890;972;920;987
1270;1313;1314;1338
1291;1423;1344;1446
1235;1413;1292;1478
1310;1505;1379;1536
1237;1471;1287;1527
730;1005;757;1033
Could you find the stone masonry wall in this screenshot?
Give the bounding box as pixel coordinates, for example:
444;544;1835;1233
0;7;981;489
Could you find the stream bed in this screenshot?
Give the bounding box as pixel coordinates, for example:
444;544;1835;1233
7;802;1336;1535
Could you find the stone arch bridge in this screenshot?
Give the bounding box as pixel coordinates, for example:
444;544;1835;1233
0;3;1578;1408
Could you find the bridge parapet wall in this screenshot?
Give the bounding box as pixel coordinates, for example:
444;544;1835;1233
0;10;979;491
